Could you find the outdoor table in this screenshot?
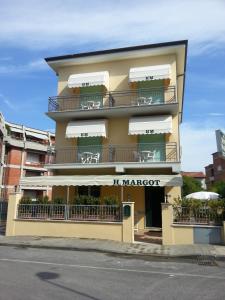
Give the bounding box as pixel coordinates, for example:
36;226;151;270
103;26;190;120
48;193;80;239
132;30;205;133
138;150;154;162
81;152;94;163
137;97;152;106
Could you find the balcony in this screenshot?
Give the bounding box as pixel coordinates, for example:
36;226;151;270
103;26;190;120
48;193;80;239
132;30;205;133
46;143;180;172
47;86;177;121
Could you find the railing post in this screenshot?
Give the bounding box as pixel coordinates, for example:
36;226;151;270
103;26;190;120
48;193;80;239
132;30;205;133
64;205;69;220
6;193;21;236
161;203;174;245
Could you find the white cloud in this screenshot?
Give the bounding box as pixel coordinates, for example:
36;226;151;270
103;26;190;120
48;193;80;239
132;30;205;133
208;113;225;117
0;59;47;74
0;0;224;53
180;122;225;172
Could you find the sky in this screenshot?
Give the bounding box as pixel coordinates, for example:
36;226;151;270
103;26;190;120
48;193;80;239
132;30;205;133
0;0;225;172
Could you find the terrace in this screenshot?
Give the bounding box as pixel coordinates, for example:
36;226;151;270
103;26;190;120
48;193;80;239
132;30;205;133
47;86;177;120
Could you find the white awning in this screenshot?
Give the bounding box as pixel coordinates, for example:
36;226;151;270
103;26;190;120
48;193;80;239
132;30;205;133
26;132;48;140
66;119;108;138
129;64;171;82
68;71;109;89
10;127;23;134
20;174;182;187
129;115;172;135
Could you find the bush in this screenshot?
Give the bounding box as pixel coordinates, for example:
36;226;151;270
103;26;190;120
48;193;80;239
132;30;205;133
52;197;66;204
182;176;202;197
207;199;225;215
210;181;225;198
102;196;119;205
74;195;100;205
19;196;32;204
36;195;49;204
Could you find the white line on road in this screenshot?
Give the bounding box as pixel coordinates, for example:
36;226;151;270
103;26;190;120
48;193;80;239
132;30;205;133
0;258;224;280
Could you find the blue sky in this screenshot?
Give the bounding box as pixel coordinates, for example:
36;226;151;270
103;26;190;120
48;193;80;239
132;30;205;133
0;0;225;171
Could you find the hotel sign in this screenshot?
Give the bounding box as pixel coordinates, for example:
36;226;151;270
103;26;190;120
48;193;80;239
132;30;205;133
216;130;225;157
113;179;160;186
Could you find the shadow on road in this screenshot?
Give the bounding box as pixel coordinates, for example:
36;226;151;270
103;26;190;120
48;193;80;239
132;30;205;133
36;272;102;300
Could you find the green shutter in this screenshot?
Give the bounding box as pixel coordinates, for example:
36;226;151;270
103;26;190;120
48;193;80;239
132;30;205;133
80;86;103;109
138;134;165;162
137;80;164;104
77;137;102;163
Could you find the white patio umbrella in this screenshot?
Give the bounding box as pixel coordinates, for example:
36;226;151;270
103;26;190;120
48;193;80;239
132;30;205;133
185;191;219;200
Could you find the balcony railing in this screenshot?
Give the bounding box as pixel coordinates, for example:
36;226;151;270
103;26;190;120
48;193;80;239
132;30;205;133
46;143;178;165
17;204;122;222
48;86;176;112
173;206;224;226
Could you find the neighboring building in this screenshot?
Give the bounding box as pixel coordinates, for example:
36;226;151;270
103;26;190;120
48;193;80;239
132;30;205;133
0;113;55;200
205;152;225;188
205;130;225;189
0;113;6;196
21;40;187;232
181;171;206;189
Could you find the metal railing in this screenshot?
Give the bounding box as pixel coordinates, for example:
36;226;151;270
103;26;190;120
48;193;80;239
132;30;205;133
17;204;122;222
48;86;176;112
173;207;224;226
47;142;178;165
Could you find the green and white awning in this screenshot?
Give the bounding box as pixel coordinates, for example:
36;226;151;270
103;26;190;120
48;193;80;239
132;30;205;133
128;115;172;135
66;119;108;138
68;71;109;89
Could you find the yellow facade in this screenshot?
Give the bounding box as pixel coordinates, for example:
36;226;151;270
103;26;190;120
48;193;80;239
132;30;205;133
47;43;187;237
3;41;185;243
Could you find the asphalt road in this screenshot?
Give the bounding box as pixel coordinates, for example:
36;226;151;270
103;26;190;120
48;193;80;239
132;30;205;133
0;245;225;300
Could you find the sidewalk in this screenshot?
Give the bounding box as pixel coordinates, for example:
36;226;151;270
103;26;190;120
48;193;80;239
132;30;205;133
1;235;225;259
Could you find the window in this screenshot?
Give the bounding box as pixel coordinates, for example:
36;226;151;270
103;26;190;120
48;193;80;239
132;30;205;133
26;152;40;164
138;134;166;162
137;80;164;105
77;186;100;197
80;86;103;109
77;137;102;163
25;171;42;177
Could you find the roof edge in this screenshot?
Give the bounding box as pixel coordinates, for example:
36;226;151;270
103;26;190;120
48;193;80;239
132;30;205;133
45;40;188;62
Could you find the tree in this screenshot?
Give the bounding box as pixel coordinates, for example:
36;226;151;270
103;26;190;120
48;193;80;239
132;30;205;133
210;181;225;198
182;176;202;197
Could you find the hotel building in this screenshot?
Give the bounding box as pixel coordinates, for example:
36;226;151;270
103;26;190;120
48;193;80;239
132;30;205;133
21;40;187;235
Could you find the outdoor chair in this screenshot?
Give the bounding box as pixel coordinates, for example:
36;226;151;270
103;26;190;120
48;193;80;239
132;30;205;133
90;153;100;163
81;103;89;110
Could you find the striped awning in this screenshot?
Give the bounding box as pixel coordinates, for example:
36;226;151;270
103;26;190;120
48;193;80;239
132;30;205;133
26;131;48;140
129;115;172;135
66;119;108;138
68;71;109;89
129;64;171;82
20;175;182;187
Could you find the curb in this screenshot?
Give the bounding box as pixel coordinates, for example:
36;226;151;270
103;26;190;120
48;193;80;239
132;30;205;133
1;242;225;261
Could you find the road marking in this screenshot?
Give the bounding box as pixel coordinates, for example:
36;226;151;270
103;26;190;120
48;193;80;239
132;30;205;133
0;258;224;280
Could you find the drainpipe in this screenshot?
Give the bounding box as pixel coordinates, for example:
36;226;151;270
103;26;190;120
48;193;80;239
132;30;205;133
66;186;70;204
19;125;26;193
0;140;5;197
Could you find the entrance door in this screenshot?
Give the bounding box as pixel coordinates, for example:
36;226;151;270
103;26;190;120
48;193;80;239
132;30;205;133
145;187;164;228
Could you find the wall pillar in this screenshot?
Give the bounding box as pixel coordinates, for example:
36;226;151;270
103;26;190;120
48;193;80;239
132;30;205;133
122;202;134;243
6;192;21;236
161;203;174;245
223;221;225;245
